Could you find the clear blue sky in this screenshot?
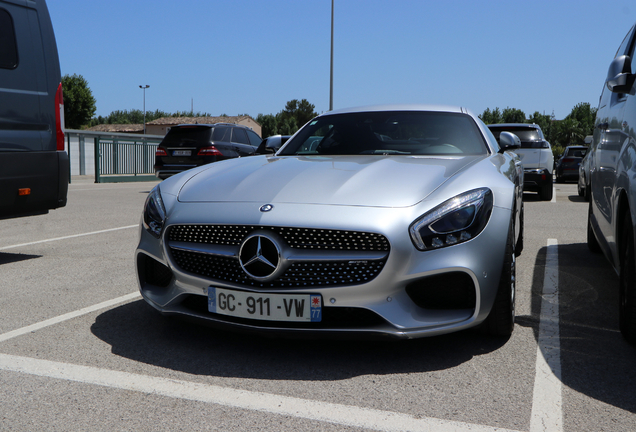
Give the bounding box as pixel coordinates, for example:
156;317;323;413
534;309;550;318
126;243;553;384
48;0;635;121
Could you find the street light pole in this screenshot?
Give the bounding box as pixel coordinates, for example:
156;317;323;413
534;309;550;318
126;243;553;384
139;85;149;134
329;0;334;111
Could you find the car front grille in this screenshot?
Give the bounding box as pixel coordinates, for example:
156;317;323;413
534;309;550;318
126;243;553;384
167;225;390;289
169;224;390;251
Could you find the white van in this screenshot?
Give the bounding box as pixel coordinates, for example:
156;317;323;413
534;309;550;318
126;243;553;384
0;0;68;220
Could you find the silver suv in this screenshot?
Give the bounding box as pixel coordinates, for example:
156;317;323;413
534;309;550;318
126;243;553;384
587;22;636;344
487;124;554;200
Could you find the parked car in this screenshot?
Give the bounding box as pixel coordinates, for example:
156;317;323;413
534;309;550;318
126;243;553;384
154;123;262;179
0;0;68;220
555;145;587;183
137;105;524;339
587;22;636;344
487;123;554;200
578;150;592;200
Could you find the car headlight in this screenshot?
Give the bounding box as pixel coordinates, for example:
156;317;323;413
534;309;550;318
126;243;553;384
409;188;493;251
143;185;166;238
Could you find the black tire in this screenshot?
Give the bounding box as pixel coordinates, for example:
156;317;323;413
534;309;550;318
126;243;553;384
539;182;553;201
483;222;516;336
515;203;524;257
584;181;591;202
587;201;601;253
619;216;636;345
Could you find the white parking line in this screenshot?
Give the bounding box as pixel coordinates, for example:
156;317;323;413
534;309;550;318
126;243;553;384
551;186;557;203
0;225;138;251
0;352;522;432
0;293;140;343
530;239;562;432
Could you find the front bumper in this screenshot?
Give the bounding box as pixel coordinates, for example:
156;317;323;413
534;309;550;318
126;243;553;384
136;203;511;339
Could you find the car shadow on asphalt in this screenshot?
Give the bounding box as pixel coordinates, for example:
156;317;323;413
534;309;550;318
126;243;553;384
0;252;41;265
91;301;508;381
516;242;636;413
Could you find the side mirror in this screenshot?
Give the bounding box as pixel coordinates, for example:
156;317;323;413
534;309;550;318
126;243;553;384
255;135;290;155
498;131;520;153
606;55;636;93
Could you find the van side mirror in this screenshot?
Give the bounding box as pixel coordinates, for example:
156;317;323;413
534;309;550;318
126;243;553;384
606;55;636;93
498;131;521;153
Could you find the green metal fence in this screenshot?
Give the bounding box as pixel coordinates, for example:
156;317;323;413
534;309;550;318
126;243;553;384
94;136;162;183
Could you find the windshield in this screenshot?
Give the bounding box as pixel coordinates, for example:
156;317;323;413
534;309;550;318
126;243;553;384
279;111;489;156
162;126;211;146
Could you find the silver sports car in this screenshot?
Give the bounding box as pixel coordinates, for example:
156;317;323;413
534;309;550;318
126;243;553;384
136;105;524;339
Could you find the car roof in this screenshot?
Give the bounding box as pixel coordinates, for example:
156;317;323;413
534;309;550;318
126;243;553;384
323;104;471;116
487;123;541;128
172;123;250;129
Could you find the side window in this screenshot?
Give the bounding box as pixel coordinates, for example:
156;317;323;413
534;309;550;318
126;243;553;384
247;130;262;146
231;128;249;144
211;127;231;142
615;25;636;58
0;9;18;69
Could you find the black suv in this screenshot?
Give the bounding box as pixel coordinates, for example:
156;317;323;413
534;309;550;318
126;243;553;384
154;124;262;179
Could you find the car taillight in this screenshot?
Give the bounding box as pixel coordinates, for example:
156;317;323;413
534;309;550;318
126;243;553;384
155;148;168;156
198;146;222;156
55;82;65;151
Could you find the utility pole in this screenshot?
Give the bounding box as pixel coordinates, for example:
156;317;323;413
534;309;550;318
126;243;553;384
329;0;334;111
139;85;150;134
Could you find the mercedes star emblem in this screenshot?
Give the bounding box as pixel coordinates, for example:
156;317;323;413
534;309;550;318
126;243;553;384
239;234;281;280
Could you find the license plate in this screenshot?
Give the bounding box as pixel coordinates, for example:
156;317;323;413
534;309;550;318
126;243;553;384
172;150;191;156
208;287;322;322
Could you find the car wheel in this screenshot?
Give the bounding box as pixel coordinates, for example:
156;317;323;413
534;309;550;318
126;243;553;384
584;181;591;202
539;182;553;201
515;203;524;257
587;201;601;253
482;221;515;336
619;215;636;345
577;182;584;197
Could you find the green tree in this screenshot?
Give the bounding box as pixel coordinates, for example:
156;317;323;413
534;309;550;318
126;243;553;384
479;107;503;124
567;102;597;138
279;99;318;128
62;74;96;129
555;117;586;146
276;115;298;135
256;113;278;138
502;107;526;123
527;111;551;132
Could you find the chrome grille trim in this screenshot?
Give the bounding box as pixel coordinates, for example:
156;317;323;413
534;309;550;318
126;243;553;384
167;225;390;288
168;224;390;251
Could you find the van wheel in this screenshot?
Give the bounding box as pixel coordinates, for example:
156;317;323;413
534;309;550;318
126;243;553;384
540;182;553;201
587;201;601;253
482;221;515;336
619;216;636;345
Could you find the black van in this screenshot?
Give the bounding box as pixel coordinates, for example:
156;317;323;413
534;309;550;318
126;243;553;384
0;0;68;220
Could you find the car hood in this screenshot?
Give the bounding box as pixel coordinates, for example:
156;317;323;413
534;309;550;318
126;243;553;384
177;155;484;208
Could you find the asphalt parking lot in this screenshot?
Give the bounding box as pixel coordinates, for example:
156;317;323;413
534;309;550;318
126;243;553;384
0;178;635;431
